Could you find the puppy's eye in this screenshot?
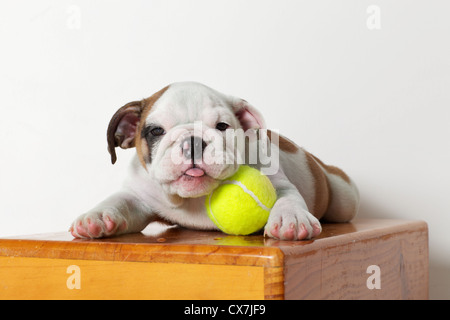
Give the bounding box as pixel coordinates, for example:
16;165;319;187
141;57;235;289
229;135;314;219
150;127;165;136
215;122;230;131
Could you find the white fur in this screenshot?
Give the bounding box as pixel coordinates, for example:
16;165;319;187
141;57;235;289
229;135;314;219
70;82;359;240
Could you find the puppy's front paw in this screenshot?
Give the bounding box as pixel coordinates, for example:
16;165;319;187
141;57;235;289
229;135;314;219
264;199;322;240
70;209;128;239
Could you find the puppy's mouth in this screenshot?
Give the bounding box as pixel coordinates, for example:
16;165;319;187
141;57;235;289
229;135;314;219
169;164;219;198
183;166;205;178
165;162;235;199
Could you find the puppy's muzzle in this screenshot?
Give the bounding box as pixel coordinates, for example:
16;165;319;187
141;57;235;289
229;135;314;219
180;136;207;162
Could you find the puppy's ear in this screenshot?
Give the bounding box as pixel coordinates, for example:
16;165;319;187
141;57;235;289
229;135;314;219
232;98;267;131
107;100;144;164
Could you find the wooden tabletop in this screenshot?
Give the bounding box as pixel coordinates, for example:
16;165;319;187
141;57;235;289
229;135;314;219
0;218;429;299
0;218;427;268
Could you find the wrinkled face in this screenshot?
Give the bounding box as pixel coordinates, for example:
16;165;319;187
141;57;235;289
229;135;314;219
107;82;266;199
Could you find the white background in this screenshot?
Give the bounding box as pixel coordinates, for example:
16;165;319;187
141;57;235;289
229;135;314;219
1;0;449;299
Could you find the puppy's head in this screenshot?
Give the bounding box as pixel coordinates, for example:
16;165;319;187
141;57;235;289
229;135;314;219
107;82;266;199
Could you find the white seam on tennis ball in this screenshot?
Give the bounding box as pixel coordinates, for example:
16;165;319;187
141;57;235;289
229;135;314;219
208;179;271;233
208;192;227;232
221;180;271;211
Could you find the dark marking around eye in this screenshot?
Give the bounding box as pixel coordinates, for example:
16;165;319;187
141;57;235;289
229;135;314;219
141;124;165;164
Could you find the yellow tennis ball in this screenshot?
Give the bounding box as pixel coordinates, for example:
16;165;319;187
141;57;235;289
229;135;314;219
205;165;277;235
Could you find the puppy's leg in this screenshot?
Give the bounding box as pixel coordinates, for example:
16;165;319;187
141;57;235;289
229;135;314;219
70;191;154;239
305;152;360;223
264;169;322;240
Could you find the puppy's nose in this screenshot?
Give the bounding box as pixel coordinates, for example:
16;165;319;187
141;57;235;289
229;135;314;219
180;136;207;161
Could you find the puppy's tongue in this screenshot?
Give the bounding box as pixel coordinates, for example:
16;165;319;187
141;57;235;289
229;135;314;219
185;168;205;177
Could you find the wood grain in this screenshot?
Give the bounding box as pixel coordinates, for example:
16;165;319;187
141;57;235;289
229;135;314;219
0;257;264;300
282;220;428;299
0;224;283;268
0;219;428;300
264;266;284;300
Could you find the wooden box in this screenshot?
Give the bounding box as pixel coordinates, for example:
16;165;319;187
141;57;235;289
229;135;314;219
0;219;428;300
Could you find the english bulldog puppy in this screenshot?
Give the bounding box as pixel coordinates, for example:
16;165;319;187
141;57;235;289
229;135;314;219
70;82;359;240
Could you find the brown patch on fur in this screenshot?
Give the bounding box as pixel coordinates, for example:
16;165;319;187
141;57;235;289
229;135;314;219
107;100;144;164
135;85;170;168
266;130;299;153
309;153;351;184
304;151;330;218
